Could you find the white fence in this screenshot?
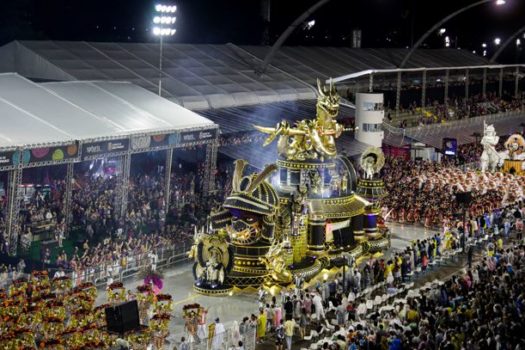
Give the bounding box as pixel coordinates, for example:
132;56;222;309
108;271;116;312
54;241;193;289
384;110;525;137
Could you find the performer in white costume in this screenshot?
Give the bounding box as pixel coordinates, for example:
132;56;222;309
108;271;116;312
212;318;226;350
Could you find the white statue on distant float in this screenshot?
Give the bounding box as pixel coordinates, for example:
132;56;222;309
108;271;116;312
479;122;525;172
480;122;501;172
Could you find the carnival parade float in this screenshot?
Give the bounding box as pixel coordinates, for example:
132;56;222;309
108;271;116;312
190;79;390;295
480;121;525;175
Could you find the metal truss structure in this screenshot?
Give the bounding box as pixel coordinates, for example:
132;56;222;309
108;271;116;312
0;125;219;256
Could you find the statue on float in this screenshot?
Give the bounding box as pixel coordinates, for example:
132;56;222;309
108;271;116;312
480;122;501;172
254;79;345;161
259;240;293;284
496;134;525;174
359;147;385;180
189;228;234;291
503;134;525;160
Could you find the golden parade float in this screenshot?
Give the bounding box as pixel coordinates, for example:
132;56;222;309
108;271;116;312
190;79;390;295
501;133;525;175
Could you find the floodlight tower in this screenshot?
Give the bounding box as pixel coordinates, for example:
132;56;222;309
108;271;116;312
153;4;177;96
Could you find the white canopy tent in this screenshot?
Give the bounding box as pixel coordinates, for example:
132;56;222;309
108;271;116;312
0;73;216;150
0;73;219;255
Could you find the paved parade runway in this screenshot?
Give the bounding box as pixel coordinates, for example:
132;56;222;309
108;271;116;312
94;223;446;346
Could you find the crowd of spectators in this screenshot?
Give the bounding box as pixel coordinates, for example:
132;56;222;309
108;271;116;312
244;215;525;350
62;167;229;284
57;228;194;286
0;156;236;285
297;242;524;350
382;157;525;229
0;259;25;288
387;93;524;128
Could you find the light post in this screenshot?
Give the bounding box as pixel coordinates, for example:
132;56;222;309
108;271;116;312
400;0;506;68
490;25;525;62
152;4;177;96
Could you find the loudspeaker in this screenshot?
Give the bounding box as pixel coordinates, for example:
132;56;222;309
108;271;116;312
456;192;472;206
105;300;140;334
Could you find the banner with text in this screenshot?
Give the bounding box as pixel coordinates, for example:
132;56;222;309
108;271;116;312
0;150;17;169
81;139;130;160
178;129;217;146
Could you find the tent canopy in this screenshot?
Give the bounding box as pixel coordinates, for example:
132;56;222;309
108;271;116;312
0;41;491;111
0;73;215;150
240;46;490;87
0;41;316;110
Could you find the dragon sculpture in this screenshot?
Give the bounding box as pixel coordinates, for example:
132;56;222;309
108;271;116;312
254;79;345;161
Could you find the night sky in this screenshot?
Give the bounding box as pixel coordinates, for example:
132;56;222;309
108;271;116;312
0;0;524;62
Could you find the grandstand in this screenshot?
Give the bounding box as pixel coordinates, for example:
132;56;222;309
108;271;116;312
0;73;218;254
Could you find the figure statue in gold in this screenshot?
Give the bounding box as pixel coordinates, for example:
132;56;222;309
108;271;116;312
191;228;233;289
259;240;293;284
254;79;344;161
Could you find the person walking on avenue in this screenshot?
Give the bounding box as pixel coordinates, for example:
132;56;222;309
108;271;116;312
284;318;295;350
284;296;293;321
275;319;284;350
212;318;225;350
467;245;474;269
179;337;189;350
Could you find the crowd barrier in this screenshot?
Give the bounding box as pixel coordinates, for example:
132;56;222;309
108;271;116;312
383;110;525;137
53;240;193;289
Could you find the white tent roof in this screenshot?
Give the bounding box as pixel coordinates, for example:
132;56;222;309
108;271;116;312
0;73;215;149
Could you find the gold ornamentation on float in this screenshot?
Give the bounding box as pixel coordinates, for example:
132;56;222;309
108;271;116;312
254;79;344;161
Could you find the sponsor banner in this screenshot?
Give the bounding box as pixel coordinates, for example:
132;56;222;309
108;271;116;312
0;150;17;168
25;143;79;165
81;139;129;159
130;133;183;151
149;133;170;148
178;128;217;145
131;135;151;150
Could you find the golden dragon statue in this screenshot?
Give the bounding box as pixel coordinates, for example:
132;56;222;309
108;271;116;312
254;78;345;161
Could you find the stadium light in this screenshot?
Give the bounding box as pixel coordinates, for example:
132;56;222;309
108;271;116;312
306;19;316;30
400;0;507;68
155;4;177;13
494;37;501;45
152;3;177;96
